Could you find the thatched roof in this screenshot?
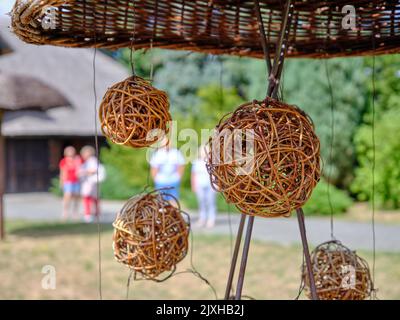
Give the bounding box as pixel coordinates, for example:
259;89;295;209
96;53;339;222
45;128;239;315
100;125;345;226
0;72;69;111
0;35;11;55
0;17;129;137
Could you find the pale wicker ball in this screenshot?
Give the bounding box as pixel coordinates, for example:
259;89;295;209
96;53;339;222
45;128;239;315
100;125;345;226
113;191;189;280
302;240;373;300
99;76;171;148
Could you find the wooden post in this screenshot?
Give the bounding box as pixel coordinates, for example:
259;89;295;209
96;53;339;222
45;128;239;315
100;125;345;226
0;111;5;240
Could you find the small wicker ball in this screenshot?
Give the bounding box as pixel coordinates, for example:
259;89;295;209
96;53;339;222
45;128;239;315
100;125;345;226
99;76;171;148
112;191;189;280
206;98;320;218
302;240;373;300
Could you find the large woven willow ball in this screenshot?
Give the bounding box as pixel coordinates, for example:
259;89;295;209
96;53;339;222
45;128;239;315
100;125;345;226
206;98;320;218
302;241;373;300
99;76;171;148
112;191;189;280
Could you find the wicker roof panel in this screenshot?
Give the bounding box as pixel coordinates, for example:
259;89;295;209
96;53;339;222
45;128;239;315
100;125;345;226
10;0;400;58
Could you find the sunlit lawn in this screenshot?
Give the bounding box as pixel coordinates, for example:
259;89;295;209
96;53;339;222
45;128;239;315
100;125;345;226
0;220;399;300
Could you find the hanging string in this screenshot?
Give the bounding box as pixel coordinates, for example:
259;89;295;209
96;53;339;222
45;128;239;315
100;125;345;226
173;212;218;299
324;60;335;240
149;39;154;82
217;57;233;255
126;269;134;299
294;252;305;300
128;211;218;300
217;56;235;297
92;42;103;299
129;0;137;76
371;36;377;299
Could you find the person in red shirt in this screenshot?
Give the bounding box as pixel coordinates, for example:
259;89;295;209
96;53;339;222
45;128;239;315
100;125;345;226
59;146;82;220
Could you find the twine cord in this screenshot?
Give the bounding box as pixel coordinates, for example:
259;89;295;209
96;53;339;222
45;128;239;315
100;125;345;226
126;269;134;299
218;56;235;297
371;37;377;299
173;218;219;300
295;251;306;300
120;191;218;300
324;60;335;240
129;0;137;76
149;39;154;82
92;41;102;300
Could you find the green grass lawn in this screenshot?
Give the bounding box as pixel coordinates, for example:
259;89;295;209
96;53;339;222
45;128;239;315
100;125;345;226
0;220;399;300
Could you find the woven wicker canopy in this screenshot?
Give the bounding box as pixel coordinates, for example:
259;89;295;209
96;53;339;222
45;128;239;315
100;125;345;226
10;0;400;58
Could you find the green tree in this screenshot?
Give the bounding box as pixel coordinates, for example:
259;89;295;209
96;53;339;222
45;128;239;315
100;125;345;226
352;107;400;208
351;55;400;208
280;58;368;188
363;55;400;117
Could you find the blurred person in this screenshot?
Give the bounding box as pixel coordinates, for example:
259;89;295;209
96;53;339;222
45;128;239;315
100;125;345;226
59;146;82;220
150;137;185;203
191;145;216;228
79;146;106;223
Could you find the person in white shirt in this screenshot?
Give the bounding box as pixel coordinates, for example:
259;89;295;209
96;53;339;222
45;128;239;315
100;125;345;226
191;145;216;228
79;146;106;223
150;138;185;202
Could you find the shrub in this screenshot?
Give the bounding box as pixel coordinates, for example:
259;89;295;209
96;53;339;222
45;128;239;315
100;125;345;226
49;177;62;197
303;180;353;216
99;164;144;200
100;143;152;197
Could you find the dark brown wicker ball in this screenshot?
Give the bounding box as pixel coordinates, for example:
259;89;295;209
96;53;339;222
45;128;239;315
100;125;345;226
112;190;189;280
206;98;320;218
302;240;373;300
99;76;171;148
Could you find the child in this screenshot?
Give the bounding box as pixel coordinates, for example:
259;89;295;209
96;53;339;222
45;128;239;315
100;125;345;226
191;145;216;228
79;146;105;223
59;146;81;220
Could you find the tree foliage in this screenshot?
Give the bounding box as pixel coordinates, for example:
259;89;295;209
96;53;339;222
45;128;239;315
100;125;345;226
99;49;399;215
281;58;369;188
351;55;400;209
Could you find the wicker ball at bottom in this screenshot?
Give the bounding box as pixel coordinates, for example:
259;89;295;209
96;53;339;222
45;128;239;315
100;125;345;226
113;191;189;280
206;98;320;218
302;240;373;300
99;76;171;148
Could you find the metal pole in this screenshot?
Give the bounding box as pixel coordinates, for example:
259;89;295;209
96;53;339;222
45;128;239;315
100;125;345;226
224;214;246;299
253;0;272;74
0;111;5;240
268;0;293;98
234;215;255;300
296;208;318;300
